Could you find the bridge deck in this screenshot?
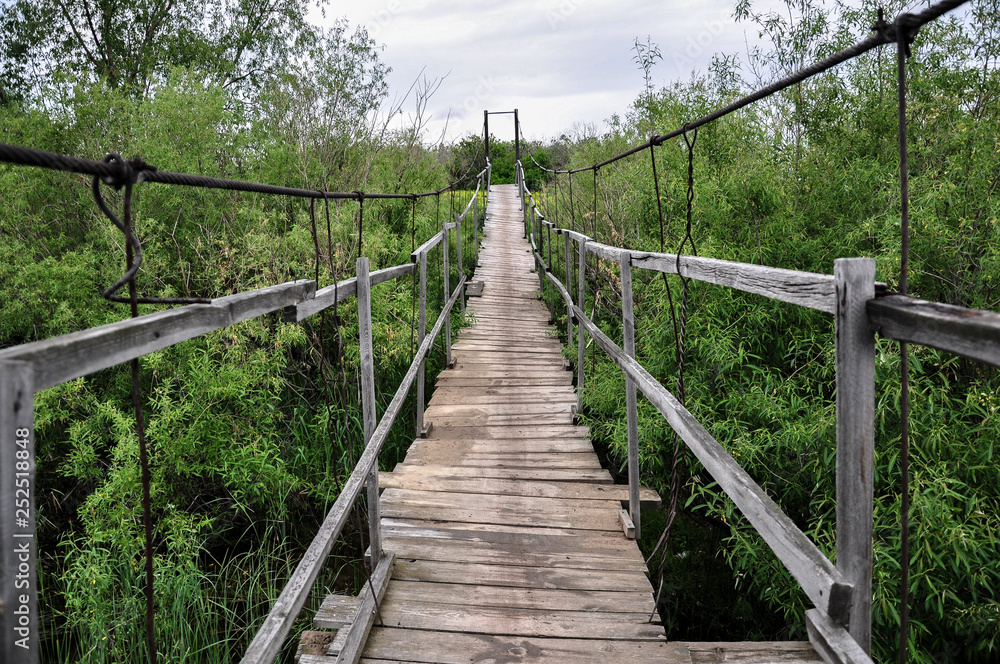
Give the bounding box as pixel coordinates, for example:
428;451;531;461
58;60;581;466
298;185;821;663
360;184;683;662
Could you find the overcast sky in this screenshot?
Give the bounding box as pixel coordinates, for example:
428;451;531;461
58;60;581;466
310;0;846;144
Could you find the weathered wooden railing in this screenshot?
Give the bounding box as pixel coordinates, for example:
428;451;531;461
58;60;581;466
514;160;1000;664
0;185;484;664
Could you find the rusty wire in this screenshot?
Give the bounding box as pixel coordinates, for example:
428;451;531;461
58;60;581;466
896;10;916;662
93;167;159;664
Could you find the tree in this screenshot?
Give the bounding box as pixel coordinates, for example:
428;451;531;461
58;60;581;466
0;0;321;99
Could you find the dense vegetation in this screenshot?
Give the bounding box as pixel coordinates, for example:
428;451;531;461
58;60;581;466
0;0;480;660
1;0;998;662
527;2;1000;662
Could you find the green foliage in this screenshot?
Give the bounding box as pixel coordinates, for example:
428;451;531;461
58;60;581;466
0;6;483;658
531;3;1000;660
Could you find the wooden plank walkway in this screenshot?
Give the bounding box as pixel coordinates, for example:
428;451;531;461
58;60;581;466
297;184;822;663
363;184;685;663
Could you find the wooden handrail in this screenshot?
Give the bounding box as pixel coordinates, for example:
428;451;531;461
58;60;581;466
868;294;1000;367
283;264;416;323
571;304;854;623
241;274;466;664
0;280;316;391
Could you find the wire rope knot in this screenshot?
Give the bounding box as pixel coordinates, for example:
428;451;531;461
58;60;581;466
97;152;158;189
92;152;207;304
894;12;923;57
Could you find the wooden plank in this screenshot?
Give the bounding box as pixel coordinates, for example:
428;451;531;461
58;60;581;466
681;641;820;663
284;277;356;323
433;377;574;388
363;628;689;664
286;264;415;323
378;473;660;507
410;230;443;260
334;551;395;664
628;251;836;313
422;403;575;417
403;438;592;454
805;609;874;664
381;503;622;535
426;392;578;406
0;280;316;391
396;453;600;469
388;464;613;483
418;414;573;428
584;239;626;262
867;294;1000;367
619;509;636;539
380;519;644;545
573;304;853;624
315;594;361;629
382;488;620;530
381;536;647;572
371;601;663;640
0;361;37;664
834;258;875;650
451;348;566;359
392;558;651;592
384;580;655;613
240;276;465;664
296;630;336;660
420;424;587;439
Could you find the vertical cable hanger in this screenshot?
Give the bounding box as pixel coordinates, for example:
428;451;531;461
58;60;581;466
410;196;418;366
894;9;919;663
356;192;365;260
568;172;576;231
90;154;161;664
309;196;341;489
592;167;599;241
646;127;698;619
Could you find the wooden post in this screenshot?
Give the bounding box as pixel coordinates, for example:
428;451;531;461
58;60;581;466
473;185;480;268
564;232;573;342
577;239;587;413
514;107;520;170
355;258;382;565
834;257;875;652
522;175;528;235
619;253;640;539
443;222;452;367
1;361;37;664
537;213;545;295
546;223;553;282
456;213;465;312
415;253;428;438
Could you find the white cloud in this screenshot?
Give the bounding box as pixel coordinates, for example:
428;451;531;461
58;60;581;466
310;0;875;144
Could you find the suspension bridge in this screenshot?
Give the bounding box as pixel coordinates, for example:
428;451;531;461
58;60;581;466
0;0;993;662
